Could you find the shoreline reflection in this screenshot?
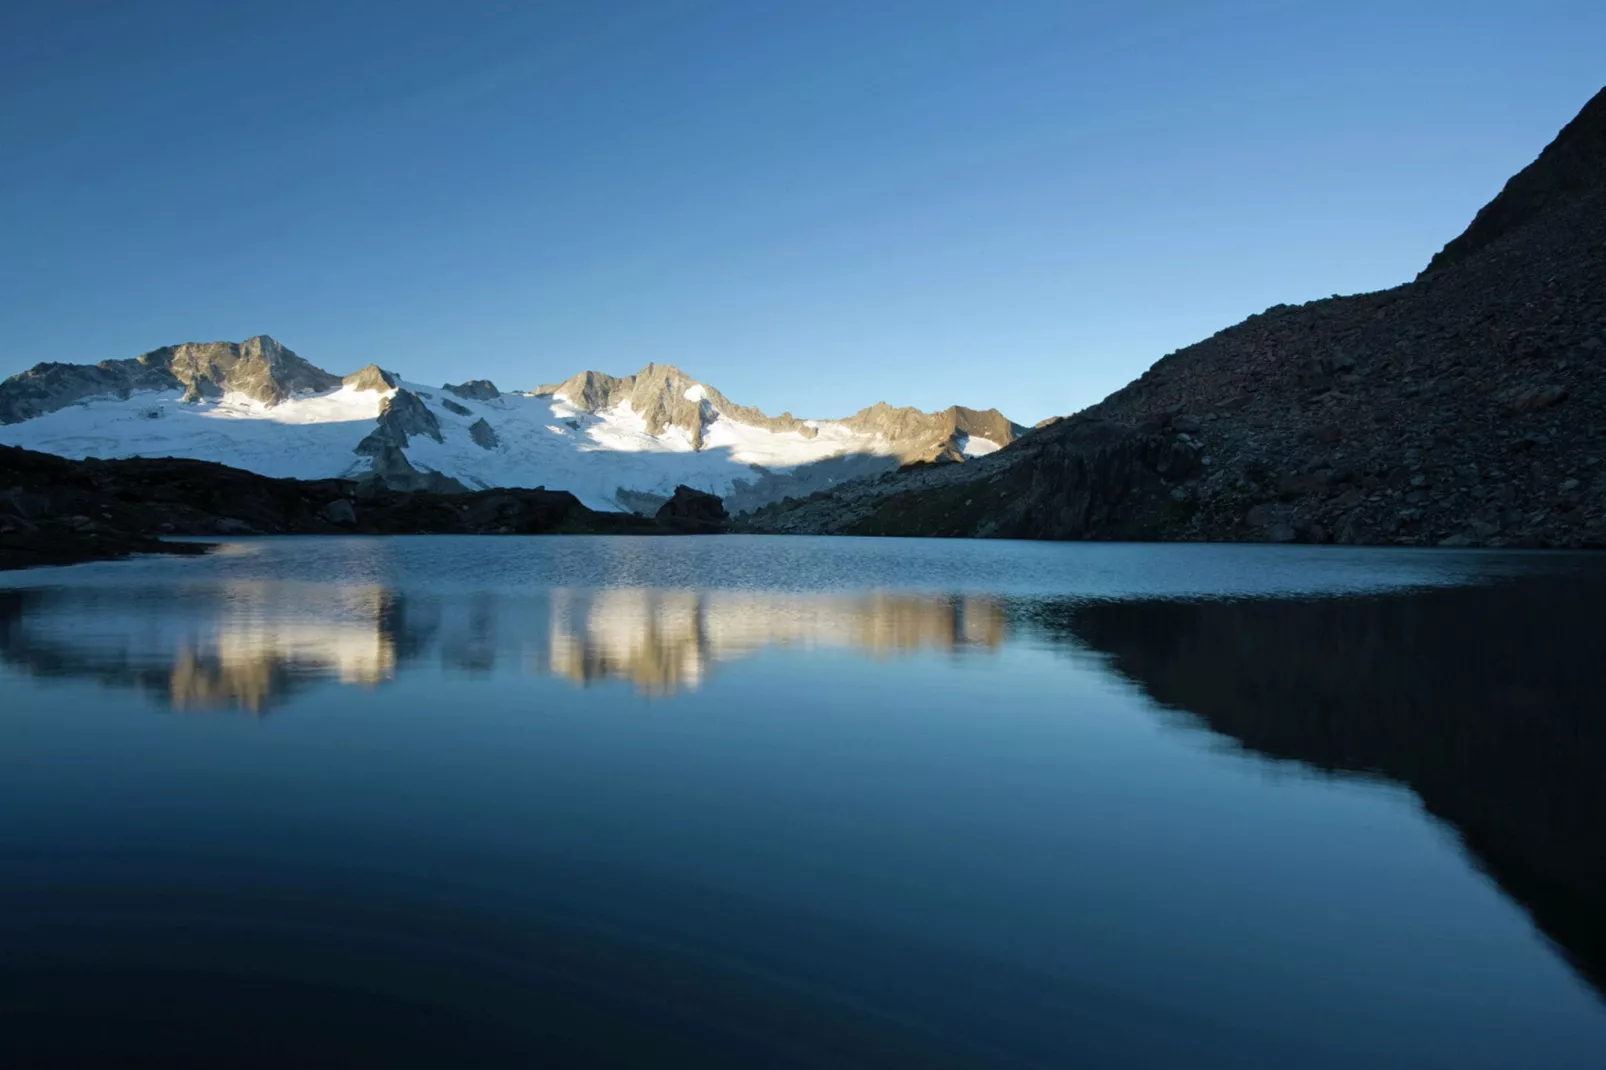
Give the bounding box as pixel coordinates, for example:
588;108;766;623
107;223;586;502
0;585;1008;709
3;567;1603;1006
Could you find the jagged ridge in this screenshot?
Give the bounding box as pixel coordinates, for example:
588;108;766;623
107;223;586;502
0;335;342;423
1;338;1023;513
538;362;1025;463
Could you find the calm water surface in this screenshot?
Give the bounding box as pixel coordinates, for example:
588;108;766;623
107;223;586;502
2;536;1603;1068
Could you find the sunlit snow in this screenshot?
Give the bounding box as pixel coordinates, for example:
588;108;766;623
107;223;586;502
958;434;1002;458
0;380;915;512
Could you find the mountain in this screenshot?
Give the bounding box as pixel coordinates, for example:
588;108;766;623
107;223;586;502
0;585;1006;709
0;344;1023;514
748;86;1606;549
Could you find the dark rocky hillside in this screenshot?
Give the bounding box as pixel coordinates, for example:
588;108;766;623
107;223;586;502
0;445;712;571
747;87;1606;548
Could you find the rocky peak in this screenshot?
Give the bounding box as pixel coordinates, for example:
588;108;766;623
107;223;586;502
343;364;399;392
538;363;1032;457
162;335;342;406
1;334;344;422
841;402;1026;463
530;363;1029;460
1422;84;1606;276
444;379;500;401
538;364;729;448
539;364;697;413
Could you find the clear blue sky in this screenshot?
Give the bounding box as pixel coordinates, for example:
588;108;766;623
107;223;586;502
2;1;1601;425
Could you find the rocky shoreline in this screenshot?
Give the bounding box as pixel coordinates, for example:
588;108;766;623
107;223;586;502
0;445;728;572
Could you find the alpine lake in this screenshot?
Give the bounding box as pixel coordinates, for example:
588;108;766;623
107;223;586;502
2;535;1603;1068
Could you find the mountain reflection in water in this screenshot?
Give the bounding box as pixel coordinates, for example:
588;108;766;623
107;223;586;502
1;564;1602;1009
547;588;1006;694
1042;573;1606;1001
0;585;1007;708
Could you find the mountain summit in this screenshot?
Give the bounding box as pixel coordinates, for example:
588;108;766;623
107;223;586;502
0;345;1020;514
537;363;1024;463
0;335;341;424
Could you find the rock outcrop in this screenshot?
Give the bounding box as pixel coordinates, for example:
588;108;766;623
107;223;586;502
444;379;501;401
468;417;499;450
352;388;458;490
656;485;729;527
355;388;444;454
343;364;399;392
748;85;1606;549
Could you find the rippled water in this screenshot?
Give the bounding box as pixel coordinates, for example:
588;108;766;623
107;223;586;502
2;536;1603;1067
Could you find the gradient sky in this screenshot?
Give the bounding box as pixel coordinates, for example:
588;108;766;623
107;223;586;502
3;1;1602;425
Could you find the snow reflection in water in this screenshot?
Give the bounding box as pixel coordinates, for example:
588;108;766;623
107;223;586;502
0;583;1009;709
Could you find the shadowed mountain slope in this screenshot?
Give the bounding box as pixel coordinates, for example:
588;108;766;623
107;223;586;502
747;86;1606;549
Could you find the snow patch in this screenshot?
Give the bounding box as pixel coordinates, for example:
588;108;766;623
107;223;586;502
959;434;1002;458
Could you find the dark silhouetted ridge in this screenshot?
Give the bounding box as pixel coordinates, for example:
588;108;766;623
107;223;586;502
1422;85;1606;277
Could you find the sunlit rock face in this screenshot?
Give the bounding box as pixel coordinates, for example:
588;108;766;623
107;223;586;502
0;335;341;424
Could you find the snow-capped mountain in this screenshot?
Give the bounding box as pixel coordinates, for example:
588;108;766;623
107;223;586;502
0;336;1025;513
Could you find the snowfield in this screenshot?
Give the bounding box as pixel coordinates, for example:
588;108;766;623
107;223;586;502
0;386;387;481
408;386;909;509
0;379;1005;513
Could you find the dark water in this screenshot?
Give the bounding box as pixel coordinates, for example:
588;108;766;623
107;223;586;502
2;536;1603;1068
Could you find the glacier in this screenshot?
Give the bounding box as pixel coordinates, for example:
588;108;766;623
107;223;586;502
0;337;1024;514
